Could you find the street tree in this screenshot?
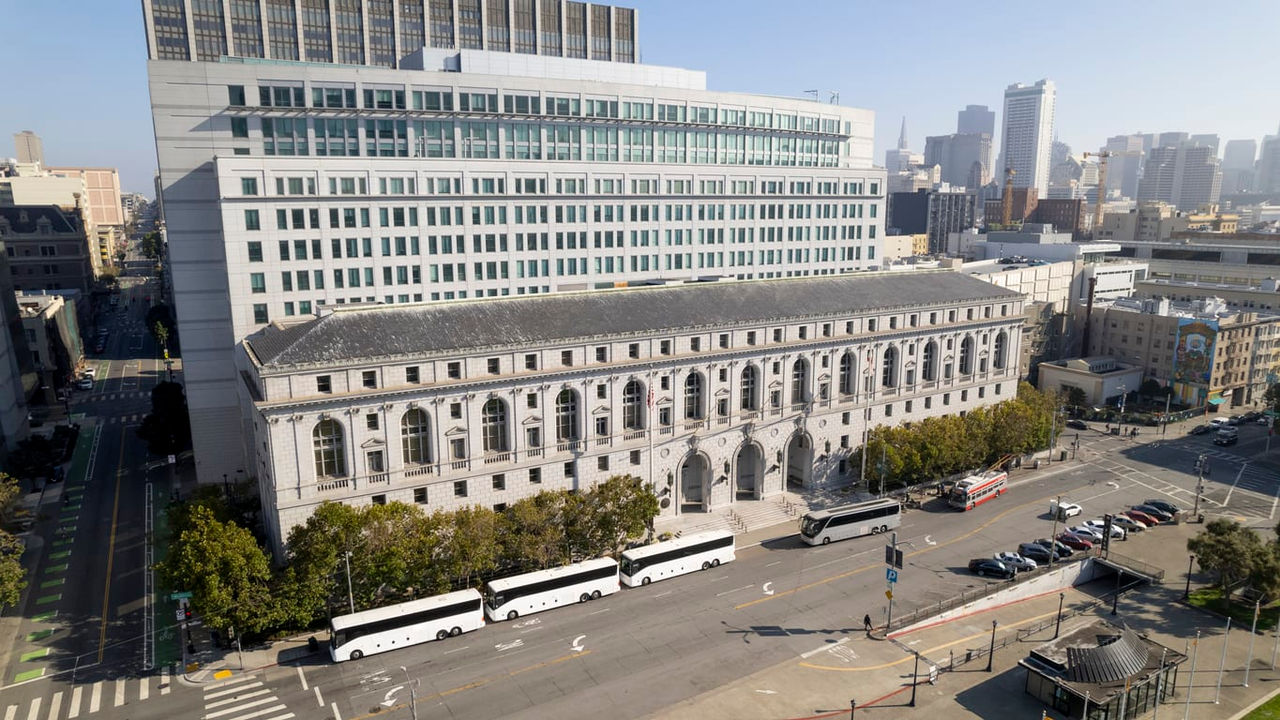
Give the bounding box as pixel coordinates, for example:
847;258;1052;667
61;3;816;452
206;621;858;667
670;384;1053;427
1188;519;1265;594
585;474;660;555
1264;383;1280;415
434;506;504;590
158;505;276;637
136;381;191;456
502;491;569;570
1063;386;1088;415
280;501;366;623
0;530;26;608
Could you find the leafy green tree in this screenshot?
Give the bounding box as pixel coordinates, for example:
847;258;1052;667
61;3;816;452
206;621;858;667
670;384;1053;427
586;475;660;555
503;492;569;570
1063;386;1088;415
1140;379;1163;401
1188;519;1265;593
280;501;365;624
434;506;504;590
0;532;26;608
1264;384;1280;415
158;505;276;637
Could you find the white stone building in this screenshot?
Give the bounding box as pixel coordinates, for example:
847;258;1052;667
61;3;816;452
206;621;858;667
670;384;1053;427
238;271;1024;554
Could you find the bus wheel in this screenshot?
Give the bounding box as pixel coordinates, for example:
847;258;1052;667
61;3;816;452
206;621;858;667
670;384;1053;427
822;537;831;545
591;590;602;599
701;561;712;570
880;525;888;533
437;630;449;641
711;559;720;567
507;610;518;621
349;650;363;661
450;626;462;637
580;593;591;603
640;577;651;586
871;526;879;534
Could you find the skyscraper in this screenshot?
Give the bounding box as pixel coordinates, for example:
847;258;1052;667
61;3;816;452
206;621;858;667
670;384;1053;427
141;0;885;484
1221;139;1257;195
923;132;992;188
1000;80;1056;193
1103;134;1146;200
11;131;43;165
884;117;920;173
957;104;995;137
1137;140;1222;211
1257;128;1280;194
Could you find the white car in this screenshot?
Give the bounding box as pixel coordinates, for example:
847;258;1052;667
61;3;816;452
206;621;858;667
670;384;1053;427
80;367;97;380
77;377;94;391
1083;519;1127;539
1052;501;1083;519
1110;515;1148;532
1066;525;1105;542
994;551;1037;572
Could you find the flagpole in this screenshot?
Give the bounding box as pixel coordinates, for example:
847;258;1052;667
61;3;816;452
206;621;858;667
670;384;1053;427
648;367;656;517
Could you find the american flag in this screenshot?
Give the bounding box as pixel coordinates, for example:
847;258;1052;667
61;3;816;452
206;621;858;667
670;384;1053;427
647;387;655;407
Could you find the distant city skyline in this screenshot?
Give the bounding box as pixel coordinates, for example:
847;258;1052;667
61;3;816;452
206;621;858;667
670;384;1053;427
1;0;1278;195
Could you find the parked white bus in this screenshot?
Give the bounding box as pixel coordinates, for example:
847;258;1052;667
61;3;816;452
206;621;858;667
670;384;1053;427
329;588;484;662
619;531;736;587
484;557;620;622
799;499;903;546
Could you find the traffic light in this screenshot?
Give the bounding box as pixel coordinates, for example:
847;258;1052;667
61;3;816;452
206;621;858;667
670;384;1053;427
181;599;192;621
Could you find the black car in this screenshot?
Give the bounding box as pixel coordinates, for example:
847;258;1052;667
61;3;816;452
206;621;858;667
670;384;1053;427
1033;538;1074;558
1243;411;1262;422
968;558;1015;580
1189;424;1213;435
1017;542;1054;564
1142;499;1181;516
1132;504;1174;522
1066;419;1088;430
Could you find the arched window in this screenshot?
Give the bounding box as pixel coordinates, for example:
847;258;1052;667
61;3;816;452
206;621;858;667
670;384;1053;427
313;418;346;478
994;332;1008;370
791;358;809;405
922;341;938;382
555;389;579;441
740;364;759;411
960;336;975;375
684;372;704;420
482;398;508;452
881;345;898;388
622;380;645;430
401;409;432;465
838;352;855;395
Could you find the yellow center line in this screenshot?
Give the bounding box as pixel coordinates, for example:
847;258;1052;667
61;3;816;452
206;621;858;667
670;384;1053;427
798;608;1063;672
736;488;1077;611
347;649;593;720
97;425;127;662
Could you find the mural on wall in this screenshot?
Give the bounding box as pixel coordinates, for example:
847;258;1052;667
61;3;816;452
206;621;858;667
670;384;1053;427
1171;318;1218;403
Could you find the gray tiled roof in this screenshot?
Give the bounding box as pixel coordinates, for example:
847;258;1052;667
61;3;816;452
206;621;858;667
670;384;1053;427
245;271;1021;369
0;205;79;234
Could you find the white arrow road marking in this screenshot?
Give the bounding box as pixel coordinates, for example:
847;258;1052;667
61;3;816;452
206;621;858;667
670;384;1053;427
755;690;778;695
762;582;775;596
571;635;586;652
512;618;541;629
495;639;525;652
381;686;404;707
924;535;936;546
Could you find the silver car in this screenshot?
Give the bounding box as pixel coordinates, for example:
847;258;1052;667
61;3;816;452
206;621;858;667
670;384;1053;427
1083;518;1127;539
994;551;1037;572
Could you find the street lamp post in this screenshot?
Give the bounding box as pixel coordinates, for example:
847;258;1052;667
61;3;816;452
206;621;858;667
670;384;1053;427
1193;456;1206;522
1116;384;1127;438
986;620;997;672
343;551;356;614
399;666;419;720
1185;555;1195;599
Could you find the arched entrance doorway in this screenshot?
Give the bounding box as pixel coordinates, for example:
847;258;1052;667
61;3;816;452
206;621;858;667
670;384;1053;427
735;443;763;500
679;453;711;512
784;433;813;490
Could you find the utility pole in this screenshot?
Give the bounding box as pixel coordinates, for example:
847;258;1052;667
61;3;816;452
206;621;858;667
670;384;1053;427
1049;495;1062;568
1246;600;1260;687
343;551;356;614
1215;617;1231;704
1184;631;1199;719
1193;455;1206;522
1048;404;1058;464
986;620;997;672
1116;384;1127;438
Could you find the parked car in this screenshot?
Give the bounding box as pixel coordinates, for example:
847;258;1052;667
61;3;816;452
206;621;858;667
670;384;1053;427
1017;542;1055;564
1142;499;1181;516
1258;417;1273;426
994;551;1037;572
1056;533;1094;551
1083;518;1127;539
1125;509;1161;526
1189;424;1213;435
1050;500;1083;520
1214;428;1238;446
1066;525;1104;542
80;367;97;380
1242;411;1262;422
1132;504;1174;523
968;558;1015;580
1111;515;1148;532
1066;419;1088;430
1034;538;1074;558
76;377;94;391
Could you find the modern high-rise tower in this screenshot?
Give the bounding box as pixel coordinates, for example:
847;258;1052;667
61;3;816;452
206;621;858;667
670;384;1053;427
141;0;884;484
999;80;1056;194
956;105;994;137
1221;139;1257;195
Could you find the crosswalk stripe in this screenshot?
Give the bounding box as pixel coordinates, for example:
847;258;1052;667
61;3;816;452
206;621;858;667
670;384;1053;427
23;698;38;720
204;677;259;695
89;681;102;713
139;676;149;701
205;681;263;700
206;689;271;709
205;697;280;718
67;686;82;718
210;704;289;720
44;692;59;720
262;715;295;720
114;678;126;707
3;704;14;720
160;667;171;695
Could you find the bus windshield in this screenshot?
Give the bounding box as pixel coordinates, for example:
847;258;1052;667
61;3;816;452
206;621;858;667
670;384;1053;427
800;516;824;538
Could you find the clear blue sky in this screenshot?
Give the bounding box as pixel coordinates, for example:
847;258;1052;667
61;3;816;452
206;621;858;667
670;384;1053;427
2;0;1276;196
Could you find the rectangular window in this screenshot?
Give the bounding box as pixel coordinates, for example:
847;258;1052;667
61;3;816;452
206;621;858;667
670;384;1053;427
487;357;500;375
241;177;258;195
525;353;538;370
413;487;427;504
366;413;379;430
454;480;468;497
597;456;609;471
252;303;268;323
630;449;641;465
406;366;420;383
317;375;332;393
244;209;260;230
450;438;466;459
362;370;377;388
447;361;461;379
563;461;575;478
492;474;506;491
529;467;542;484
561;350;573;366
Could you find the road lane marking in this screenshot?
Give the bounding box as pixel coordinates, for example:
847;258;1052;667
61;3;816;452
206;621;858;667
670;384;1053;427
206;689;271;710
89;681;102;713
314;686;324;706
23;697;38;720
331;701;343;720
714;584;753;598
67;686;82;718
442;645;469;655
1225;462;1248;506
205;681;264;699
2;705;13;720
766;561;782;567
296;666;308;691
44;692;60;720
588;607;611;615
97;426;128;662
205;697;280;718
139;677;149;701
160;667;170;695
800;637;849;659
652;591;673;598
114;678;125;706
209;704;287;720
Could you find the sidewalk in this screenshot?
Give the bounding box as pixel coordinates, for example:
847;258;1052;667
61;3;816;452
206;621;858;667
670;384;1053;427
650;521;1280;720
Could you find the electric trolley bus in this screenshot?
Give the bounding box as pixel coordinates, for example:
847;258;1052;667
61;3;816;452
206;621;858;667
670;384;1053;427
946;471;1008;510
799;498;902;545
619;530;736;586
329;588;484;662
484;557;620;622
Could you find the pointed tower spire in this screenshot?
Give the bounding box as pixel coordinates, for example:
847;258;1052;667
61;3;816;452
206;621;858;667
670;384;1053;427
897;116;909;150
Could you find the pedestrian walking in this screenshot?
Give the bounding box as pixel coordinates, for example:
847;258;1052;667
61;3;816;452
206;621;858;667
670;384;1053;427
864;614;873;633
